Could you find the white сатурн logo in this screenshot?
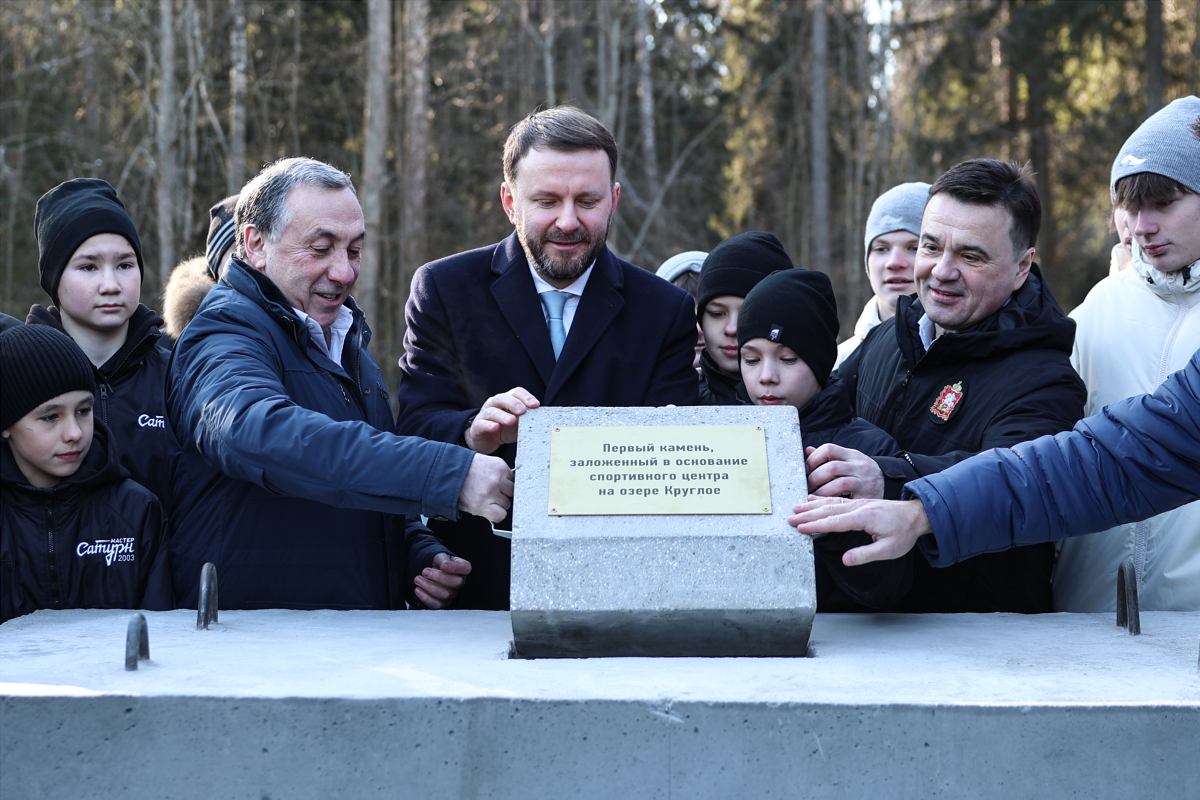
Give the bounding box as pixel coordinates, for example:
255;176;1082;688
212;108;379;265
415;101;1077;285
76;538;136;566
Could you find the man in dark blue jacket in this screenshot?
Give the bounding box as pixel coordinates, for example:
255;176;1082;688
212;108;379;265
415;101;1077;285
167;158;513;611
791;347;1200;575
396;107;699;609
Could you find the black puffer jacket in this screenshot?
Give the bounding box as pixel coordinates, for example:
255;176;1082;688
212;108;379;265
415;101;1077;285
698;349;741;405
26;304;176;506
1;422;172;623
850;265;1087;613
737;378;911;610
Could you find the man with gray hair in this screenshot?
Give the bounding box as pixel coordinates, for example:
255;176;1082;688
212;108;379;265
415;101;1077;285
167;157;513;611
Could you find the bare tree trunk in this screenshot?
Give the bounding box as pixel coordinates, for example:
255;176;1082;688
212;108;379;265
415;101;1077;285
291;0;302;154
635;0;660;257
228;0;247;194
597;0;620;130
80;0;104;169
359;0;390;324
156;0;179;284
401;0;430;302
566;0;586;106
1145;0;1164;114
184;0;200;251
810;0;831;273
520;0;556;106
1029;87;1055;274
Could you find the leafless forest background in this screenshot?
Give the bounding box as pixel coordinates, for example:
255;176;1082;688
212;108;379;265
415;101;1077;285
2;0;1197;386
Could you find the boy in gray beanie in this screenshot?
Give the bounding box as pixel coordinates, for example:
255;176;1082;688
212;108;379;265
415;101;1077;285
1055;95;1200;614
834;182;930;371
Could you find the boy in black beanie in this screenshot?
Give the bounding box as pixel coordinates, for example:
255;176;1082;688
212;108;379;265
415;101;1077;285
1;325;171;623
737;269;912;611
695;232;789;405
28;178;175;506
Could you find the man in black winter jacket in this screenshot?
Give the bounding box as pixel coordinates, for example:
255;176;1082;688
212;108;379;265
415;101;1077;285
810;159;1086;613
29;179;176;507
1;325;171;623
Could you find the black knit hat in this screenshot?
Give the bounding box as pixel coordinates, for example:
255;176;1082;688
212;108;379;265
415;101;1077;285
205;194;240;281
737;268;840;387
35;178;144;303
697;231;793;323
0;325;97;432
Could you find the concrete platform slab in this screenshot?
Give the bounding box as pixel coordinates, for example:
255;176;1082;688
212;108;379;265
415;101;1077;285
2;609;1199;799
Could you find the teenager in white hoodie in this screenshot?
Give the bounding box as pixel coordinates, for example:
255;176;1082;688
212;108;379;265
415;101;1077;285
1056;95;1200;612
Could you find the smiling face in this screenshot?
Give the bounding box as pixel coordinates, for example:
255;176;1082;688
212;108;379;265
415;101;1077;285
1;390;94;488
244;185;364;330
867;230;920;320
700;295;743;376
55;233;141;333
501;147;619;289
1125;189;1200;273
916;194;1034;332
740;339;821;411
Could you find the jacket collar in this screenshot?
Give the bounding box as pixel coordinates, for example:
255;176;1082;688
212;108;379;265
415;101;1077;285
894;263;1075;368
488;232;626;403
1128;243;1200;299
222;257;370;360
25;304;164;381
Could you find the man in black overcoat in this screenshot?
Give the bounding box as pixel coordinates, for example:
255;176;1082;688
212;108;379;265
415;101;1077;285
396;107;699;609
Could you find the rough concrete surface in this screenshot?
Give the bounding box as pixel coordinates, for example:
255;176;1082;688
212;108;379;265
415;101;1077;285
2;609;1199;799
511;405;815;657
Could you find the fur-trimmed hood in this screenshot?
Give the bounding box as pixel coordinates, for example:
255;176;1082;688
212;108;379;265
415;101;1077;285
161;255;215;340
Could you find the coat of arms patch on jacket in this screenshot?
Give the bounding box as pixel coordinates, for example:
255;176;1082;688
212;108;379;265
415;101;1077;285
929;380;967;424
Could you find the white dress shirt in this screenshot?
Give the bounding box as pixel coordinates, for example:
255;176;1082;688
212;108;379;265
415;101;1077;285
528;260;595;337
292;304;354;365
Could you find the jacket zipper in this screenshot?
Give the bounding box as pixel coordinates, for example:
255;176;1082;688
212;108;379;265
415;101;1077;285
46;496;61;609
1133;271;1192;587
98;382;111;425
95;329;154;427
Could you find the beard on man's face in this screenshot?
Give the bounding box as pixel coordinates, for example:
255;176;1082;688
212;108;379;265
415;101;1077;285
517;213;611;284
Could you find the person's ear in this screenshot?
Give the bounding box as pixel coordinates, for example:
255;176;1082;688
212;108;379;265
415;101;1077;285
610;182;620;214
1;428;10;440
500;183;517;225
1013;246;1035;291
244;225;269;272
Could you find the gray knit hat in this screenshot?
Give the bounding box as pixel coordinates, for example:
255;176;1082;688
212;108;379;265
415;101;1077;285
863;182;931;272
656;251;707;283
1111;95;1200;195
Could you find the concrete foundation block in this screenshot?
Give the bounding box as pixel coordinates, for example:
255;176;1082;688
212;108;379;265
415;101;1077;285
510;405;814;658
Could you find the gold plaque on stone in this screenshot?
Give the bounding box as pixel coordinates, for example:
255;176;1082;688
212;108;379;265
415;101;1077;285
547;425;772;515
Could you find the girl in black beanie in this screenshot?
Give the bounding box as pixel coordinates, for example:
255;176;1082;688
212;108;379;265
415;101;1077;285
694;232;790;405
28;178;176;507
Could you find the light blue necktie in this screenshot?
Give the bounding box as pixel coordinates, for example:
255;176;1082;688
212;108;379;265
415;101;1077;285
541;290;570;360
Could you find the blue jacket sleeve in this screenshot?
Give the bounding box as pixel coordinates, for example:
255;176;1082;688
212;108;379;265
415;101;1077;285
168;313;474;520
907;349;1200;566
